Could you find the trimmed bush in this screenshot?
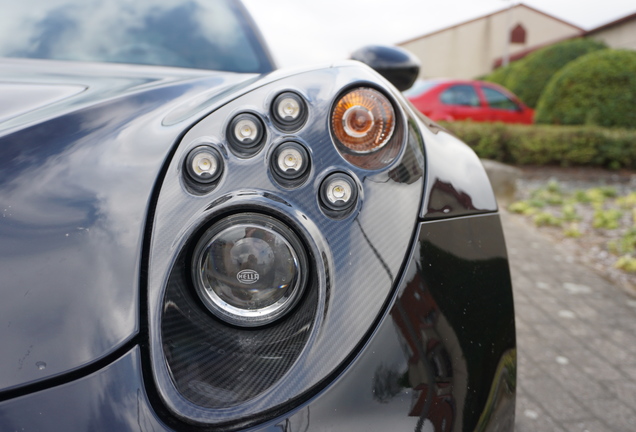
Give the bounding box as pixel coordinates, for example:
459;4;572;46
535;49;636;129
481;60;521;89
441;121;636;169
505;38;606;108
482;38;606;108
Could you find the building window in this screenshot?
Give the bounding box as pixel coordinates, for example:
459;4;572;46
510;24;526;44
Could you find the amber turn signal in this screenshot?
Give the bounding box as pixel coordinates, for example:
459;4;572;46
331;87;395;153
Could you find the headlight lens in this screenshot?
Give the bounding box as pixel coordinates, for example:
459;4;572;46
319;172;358;214
270;141;310;185
227;113;266;157
192;213;308;327
331;87;395;153
185;146;223;184
271;91;307;131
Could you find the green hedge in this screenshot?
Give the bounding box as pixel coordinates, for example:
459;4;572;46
535;49;636;129
480;60;521;89
504;38;606;108
441;121;636;169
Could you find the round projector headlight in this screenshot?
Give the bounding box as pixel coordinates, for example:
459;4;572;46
192;213;308;327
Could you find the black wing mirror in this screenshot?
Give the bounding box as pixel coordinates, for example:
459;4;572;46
350;45;420;91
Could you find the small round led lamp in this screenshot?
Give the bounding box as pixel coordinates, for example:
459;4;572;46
319;172;358;214
185;146;223;184
227;113;266;156
271;92;307;131
331;87;395;153
192;214;308;327
271;141;310;184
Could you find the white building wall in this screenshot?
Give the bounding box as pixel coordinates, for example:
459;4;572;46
400;5;582;79
590;20;636;51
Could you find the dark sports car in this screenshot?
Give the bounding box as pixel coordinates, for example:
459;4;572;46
0;1;516;431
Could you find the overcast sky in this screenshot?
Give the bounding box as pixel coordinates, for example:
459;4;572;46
242;0;636;68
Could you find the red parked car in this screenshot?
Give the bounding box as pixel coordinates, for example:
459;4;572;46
404;79;534;124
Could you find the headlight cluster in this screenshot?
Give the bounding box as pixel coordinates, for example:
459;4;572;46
149;70;421;427
179;86;402;326
181;92;313;327
179;87;396;327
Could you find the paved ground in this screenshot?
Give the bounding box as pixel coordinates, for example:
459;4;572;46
501;210;636;432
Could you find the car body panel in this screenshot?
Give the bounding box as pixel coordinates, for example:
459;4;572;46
0;214;515;432
0;1;515;430
0;59;260;392
414;115;498;219
0;347;169;431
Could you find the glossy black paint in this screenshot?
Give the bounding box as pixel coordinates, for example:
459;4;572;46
263;213;516;432
0;214;515;432
0;42;514;432
410;215;515;431
0;348;169;431
0;60;260;392
414;119;499;219
350;45;421;91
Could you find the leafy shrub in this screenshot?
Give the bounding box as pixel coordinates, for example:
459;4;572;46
563;223;582;238
530;181;564;205
482;60;523;89
535;49;636;129
593;208;622;230
510;183;636;276
616;193;636;209
533;212;562;227
588;187;617;200
504;38;606;108
561;204;580;222
509;201;539;215
609;228;636;255
441;121;636;169
615;255;636;273
574;190;592;203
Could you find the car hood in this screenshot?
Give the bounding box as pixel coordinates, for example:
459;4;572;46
0;58;262;393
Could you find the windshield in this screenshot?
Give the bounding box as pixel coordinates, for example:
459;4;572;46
0;0;274;74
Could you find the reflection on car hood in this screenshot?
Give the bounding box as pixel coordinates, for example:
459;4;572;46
0;58;262;393
0;58;262;131
0;82;86;124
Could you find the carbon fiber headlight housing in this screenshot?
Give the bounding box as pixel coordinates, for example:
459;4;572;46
146;63;425;428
